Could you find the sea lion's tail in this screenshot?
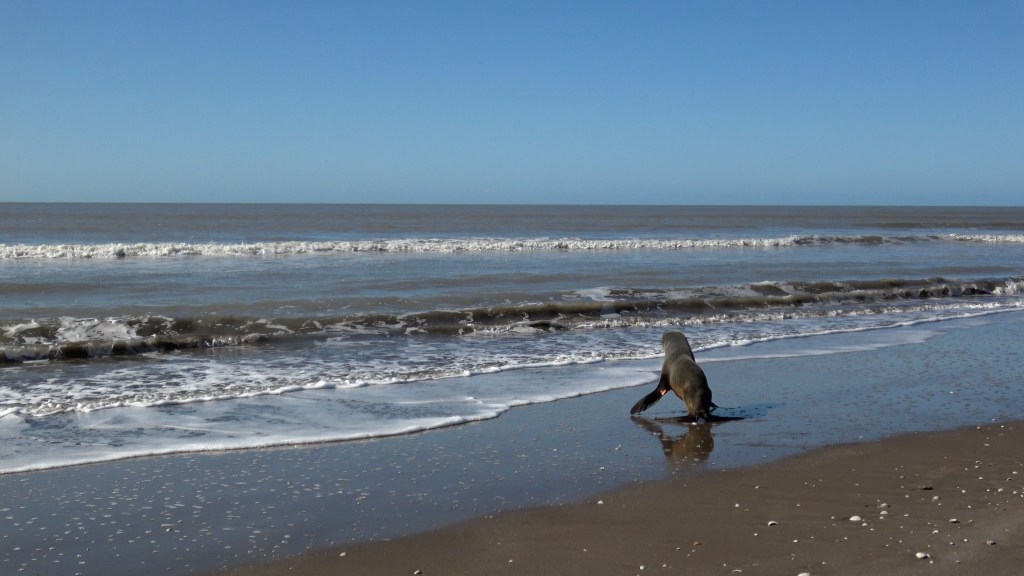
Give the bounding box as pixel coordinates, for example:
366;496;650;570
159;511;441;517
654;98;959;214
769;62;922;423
630;381;669;415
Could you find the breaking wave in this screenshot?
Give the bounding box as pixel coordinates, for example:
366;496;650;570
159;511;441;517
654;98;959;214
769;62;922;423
3;233;1023;260
3;276;1021;364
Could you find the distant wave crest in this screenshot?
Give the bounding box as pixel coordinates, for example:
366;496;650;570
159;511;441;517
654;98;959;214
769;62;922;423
5;233;1021;259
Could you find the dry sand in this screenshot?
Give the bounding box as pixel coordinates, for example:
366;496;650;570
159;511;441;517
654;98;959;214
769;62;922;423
220;421;1024;576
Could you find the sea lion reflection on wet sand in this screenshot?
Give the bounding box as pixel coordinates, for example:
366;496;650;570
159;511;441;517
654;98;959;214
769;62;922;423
634;419;716;463
630;331;716;421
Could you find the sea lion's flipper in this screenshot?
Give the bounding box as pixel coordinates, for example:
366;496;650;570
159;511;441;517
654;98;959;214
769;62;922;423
629;389;663;415
630;375;670;415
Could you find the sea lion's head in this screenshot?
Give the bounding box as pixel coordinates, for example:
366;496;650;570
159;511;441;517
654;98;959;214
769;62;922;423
661;331;686;350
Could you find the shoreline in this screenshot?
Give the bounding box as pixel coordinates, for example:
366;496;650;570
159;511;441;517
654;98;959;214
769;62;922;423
218;421;1024;575
3;312;1024;575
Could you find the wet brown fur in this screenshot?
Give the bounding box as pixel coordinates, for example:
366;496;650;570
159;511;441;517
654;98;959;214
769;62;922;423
629;331;715;420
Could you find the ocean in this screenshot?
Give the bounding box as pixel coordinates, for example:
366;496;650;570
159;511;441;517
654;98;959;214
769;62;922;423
2;203;1023;474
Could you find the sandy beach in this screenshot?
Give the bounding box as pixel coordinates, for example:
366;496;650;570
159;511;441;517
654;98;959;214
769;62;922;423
3;312;1024;576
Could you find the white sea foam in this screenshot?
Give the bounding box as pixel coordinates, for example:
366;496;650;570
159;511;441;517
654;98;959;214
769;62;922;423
994;279;1024;295
55;317;137;342
0;360;657;474
2;321;42;338
952;234;1024;244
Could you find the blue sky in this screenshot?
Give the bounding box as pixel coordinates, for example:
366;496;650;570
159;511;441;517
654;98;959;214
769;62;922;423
1;1;1021;205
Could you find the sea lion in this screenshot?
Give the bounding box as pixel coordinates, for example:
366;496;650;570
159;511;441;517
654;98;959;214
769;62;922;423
630;331;715;420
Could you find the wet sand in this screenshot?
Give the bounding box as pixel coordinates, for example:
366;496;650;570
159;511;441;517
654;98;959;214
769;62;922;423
4;312;1024;575
214;313;1024;576
220;421;1024;576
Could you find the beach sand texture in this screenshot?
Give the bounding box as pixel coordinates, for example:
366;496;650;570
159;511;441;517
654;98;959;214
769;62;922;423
222;422;1024;576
